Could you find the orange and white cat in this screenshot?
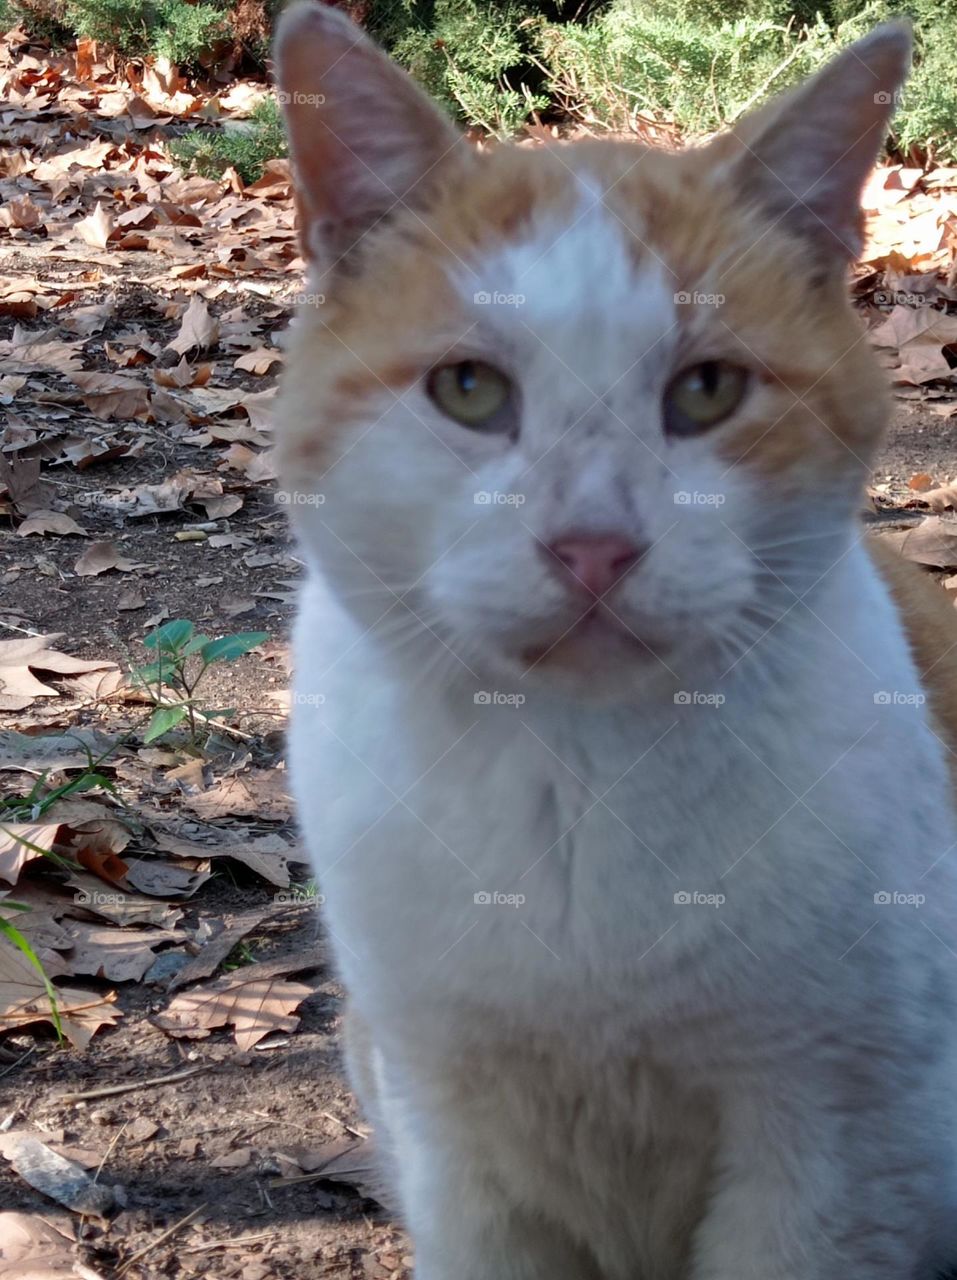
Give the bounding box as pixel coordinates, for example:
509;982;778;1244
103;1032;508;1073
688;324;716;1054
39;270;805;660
275;7;957;1277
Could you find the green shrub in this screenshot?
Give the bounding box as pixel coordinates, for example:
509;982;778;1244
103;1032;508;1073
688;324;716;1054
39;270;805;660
538;2;842;136
366;0;548;136
152;0;229;65
537;0;957;161
170;92;287;181
5;0;957;161
61;0;228;63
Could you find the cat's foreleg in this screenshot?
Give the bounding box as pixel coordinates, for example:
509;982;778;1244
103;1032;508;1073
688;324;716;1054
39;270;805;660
690;1080;932;1280
398;1140;602;1280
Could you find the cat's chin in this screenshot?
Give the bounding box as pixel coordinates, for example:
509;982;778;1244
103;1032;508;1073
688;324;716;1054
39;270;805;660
511;612;676;701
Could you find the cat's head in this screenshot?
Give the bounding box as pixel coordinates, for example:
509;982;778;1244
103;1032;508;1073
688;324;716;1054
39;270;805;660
274;5;908;702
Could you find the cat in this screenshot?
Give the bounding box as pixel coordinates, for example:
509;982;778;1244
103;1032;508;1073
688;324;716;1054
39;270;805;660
274;6;957;1277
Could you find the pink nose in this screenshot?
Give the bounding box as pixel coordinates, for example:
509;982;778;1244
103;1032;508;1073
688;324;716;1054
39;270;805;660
544;532;643;597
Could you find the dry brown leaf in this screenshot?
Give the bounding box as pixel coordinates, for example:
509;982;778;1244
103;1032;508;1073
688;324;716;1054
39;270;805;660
168;293;220;355
908;472;935;492
0;327;83;374
196;493;242;519
0;728;118;774
167;907;274;990
878;518;957;568
153;950;320;1049
0;635;117;712
153;357;213;389
17;511;88;538
220;443;277;482
74;36;96;81
184;770;290;822
0;936;121;1050
58;302;116;337
123;859;211;899
151;829;296;888
61;921;182;983
69;372;150;421
117;586;146;611
234;346;283;376
74;541;136;576
0;453;51;515
0;823;62;885
0;194;43;229
921;482;957;512
0;1211;107;1279
237;388;276;432
275;1135;381;1200
65;872;184;928
74;202;114;250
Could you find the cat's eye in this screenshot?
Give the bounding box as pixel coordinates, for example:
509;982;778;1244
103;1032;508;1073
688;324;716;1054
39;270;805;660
663;361;748;436
427;360;514;433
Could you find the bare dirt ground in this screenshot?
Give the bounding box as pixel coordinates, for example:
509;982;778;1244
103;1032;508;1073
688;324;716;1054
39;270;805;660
1;25;957;1280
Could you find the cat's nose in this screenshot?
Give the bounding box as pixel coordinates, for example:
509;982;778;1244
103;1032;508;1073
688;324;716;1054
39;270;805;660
542;532;644;598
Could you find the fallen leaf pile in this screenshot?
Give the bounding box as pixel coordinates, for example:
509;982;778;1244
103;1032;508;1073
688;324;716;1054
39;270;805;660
0;27;293;553
0;725;310;1051
857;167;957;407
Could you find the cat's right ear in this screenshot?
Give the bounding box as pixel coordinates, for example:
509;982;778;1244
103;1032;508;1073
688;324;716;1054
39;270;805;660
274;1;460;268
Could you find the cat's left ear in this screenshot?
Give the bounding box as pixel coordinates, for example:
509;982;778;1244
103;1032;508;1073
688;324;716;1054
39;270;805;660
273;1;461;267
713;23;911;261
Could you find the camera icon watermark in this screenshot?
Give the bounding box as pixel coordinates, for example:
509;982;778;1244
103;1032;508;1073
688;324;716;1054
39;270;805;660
275;490;326;507
674;491;726;507
874;890;924;908
474;890;526;907
873;90;903;107
473;291;525;308
276;91;326;107
873;289;928;308
674;691;725;707
474;690;526;707
674;290;725;307
674;890;726;907
274;885;325;906
474;491;526;506
74;889;128;907
873;691;925;706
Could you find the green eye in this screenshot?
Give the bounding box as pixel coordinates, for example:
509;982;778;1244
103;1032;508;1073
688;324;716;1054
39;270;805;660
664;361;748;436
427;360;514;433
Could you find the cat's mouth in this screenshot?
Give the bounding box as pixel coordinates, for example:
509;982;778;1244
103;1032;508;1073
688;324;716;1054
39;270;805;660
518;606;669;671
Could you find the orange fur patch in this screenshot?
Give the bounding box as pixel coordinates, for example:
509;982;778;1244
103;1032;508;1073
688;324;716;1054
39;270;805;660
278;136;888;495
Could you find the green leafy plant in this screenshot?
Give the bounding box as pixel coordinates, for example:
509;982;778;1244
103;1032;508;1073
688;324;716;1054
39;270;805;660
170;94;287;183
131;618;268;745
223;939;257;970
0;739;119;825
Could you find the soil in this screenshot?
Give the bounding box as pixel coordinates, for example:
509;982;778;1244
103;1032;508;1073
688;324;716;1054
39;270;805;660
0;265;411;1275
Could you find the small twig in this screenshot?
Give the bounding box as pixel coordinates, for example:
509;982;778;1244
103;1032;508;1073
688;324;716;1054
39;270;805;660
320;1110;368;1141
114;1203;206;1278
93;1118;129;1186
56;1065;209;1104
0;1046;35;1080
0;621;43;636
182;1233;277;1254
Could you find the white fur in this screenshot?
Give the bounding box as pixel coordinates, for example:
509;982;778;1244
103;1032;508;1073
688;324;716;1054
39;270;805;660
283;208;957;1278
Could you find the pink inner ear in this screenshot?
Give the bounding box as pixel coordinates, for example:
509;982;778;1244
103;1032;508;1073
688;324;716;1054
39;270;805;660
274;1;460;261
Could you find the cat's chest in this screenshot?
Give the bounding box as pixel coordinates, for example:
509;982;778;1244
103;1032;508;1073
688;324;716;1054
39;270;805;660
291;686;904;1032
